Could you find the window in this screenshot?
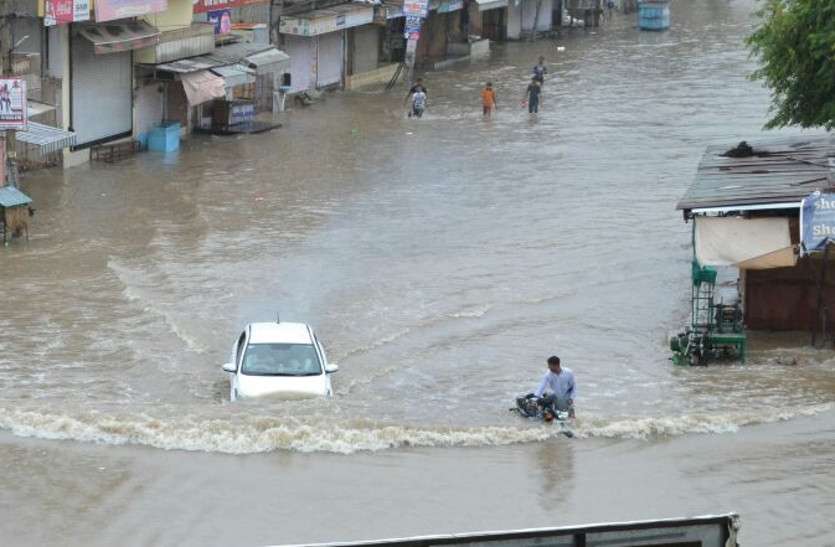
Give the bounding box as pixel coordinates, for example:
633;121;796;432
241;343;323;376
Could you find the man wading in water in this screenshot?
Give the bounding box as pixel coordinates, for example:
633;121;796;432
533;355;576;420
523;78;542;115
405;78;428;117
532;56;547;86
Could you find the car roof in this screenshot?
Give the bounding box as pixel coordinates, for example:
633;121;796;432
247;322;314;345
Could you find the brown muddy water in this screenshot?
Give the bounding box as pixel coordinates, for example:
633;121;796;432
0;1;833;545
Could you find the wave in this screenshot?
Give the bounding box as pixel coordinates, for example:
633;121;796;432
0;403;832;455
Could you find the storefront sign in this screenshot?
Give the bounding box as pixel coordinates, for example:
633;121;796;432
403;0;429;18
279;6;374;37
0;79;27;130
193;0;268;14
801;191;835;254
95;0;168;22
436;0;463;13
405;16;423;34
208;9;233;34
44;0;90;26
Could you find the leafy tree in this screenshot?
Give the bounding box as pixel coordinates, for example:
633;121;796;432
748;0;835;129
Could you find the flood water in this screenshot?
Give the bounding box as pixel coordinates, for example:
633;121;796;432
1;1;834;545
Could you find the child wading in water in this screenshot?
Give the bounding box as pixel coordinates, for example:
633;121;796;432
481;82;497;118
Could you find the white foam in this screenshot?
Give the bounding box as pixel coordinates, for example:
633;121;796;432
0;403;831;455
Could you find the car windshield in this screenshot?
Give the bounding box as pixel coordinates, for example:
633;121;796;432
241;343;322;376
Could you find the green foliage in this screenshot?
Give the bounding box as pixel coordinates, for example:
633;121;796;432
748;0;835;129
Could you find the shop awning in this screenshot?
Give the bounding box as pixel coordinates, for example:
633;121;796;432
15;122;77;155
279;4;375;36
210;64;256;89
245;48;290;75
79;21;160;55
474;0;508;10
695;216;797;270
0;186;32;208
180;70;227;106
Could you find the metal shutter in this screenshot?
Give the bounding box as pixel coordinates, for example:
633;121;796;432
284;35;316;93
317;31;343;88
71;36;132;147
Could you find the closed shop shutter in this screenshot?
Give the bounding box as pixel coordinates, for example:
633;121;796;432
284;35;316;93
317;31;344;88
71;37;132;147
351;25;379;75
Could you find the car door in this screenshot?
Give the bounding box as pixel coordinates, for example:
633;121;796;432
312;332;333;396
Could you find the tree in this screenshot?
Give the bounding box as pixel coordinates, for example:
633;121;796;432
748;0;835;129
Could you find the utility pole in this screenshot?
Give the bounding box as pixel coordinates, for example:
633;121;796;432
0;2;22;188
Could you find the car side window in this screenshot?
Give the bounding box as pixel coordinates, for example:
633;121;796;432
236;331;247;366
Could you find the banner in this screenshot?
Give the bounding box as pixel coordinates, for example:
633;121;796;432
0;79;27;131
193;0;269;14
44;0;90;26
95;0;167;22
403;0;429;18
208;9;233;34
801;191;835;254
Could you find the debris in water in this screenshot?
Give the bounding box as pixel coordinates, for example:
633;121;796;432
722;141;754;158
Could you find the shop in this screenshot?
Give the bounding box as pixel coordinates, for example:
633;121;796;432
469;0;508;41
279;3;375;93
136;42;288;133
507;0;553;40
415;0;465;65
69;21;159;148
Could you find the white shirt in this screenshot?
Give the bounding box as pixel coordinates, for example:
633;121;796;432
534;367;576;400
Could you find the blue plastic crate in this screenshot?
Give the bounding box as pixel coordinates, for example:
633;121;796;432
148;122;181;153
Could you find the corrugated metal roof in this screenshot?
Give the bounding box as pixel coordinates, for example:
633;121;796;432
677;135;835;212
210;64;257;88
16;122;77;155
146;43;288;75
0;186;32;208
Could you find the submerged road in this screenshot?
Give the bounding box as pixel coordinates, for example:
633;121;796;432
0;1;833;544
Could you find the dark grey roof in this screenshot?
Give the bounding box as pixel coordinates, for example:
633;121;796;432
0;186;32;208
677;134;835;211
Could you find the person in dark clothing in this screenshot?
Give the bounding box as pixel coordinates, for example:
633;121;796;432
523;78;542;114
532;56;547;85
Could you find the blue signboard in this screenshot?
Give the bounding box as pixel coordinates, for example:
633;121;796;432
405;15;423;34
801;191;835;253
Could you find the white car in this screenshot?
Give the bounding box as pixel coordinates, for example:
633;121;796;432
222;321;338;401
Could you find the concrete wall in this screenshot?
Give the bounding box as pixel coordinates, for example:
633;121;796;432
522;0;553;31
351;25;380;75
506;1;522;39
134;83;164;139
143;0;193;30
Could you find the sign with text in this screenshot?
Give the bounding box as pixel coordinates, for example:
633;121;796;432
193;0;269;14
801;191;835;253
95;0;167;22
0;79;27;131
403;0;429;18
405;15;423;34
44;0;90;26
279;6;374;37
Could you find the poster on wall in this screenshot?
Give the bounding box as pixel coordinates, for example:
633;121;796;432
208;9;233;34
95;0;168;22
193;0;269;14
44;0;90;26
0;79;27;131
